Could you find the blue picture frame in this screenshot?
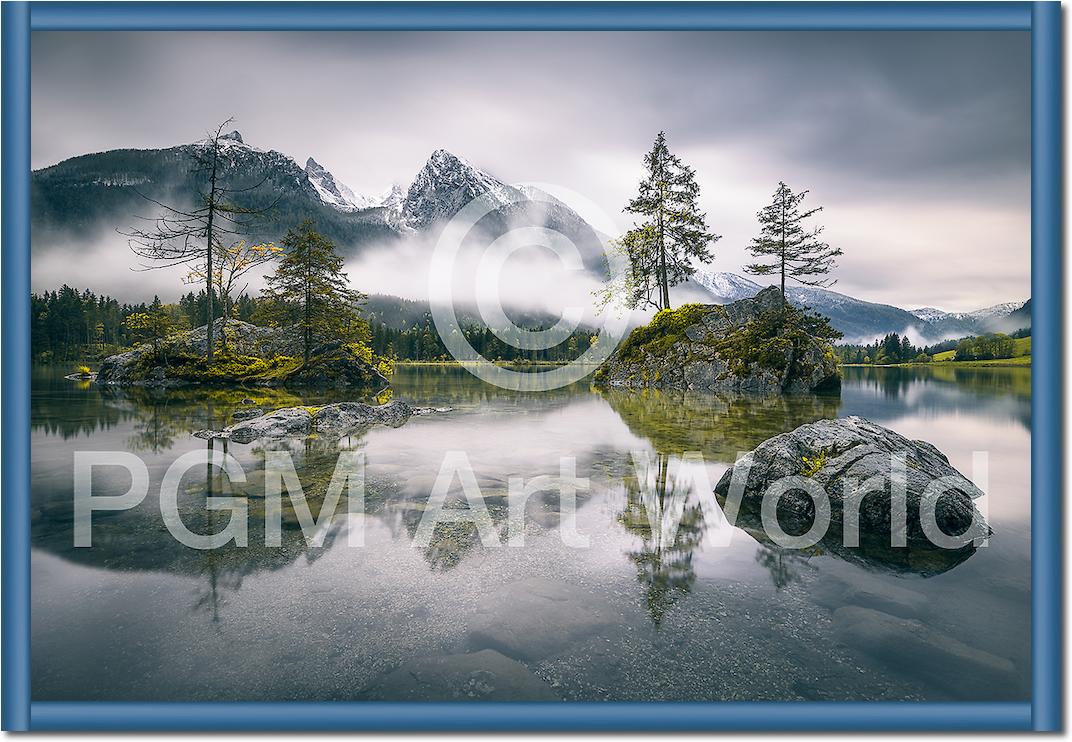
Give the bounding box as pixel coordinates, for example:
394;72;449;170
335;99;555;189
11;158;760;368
1;1;1061;731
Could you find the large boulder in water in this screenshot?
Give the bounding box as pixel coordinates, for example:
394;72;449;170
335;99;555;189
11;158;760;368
595;286;840;394
714;416;989;572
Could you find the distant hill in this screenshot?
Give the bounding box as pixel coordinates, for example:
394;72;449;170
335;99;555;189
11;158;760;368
689;270;1028;344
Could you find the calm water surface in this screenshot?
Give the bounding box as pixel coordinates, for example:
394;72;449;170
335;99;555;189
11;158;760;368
31;364;1031;701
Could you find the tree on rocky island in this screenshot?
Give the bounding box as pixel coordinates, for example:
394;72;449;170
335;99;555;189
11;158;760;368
185;239;281;353
607;132;718;312
122;296;188;364
257;220;370;364
121;118;277;364
744;182;842;307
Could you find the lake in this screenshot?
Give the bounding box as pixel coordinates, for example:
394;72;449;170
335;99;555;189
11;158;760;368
30;364;1031;702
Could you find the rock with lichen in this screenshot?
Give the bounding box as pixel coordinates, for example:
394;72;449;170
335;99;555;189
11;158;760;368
96;318;388;390
714;415;989;564
594;286;840;394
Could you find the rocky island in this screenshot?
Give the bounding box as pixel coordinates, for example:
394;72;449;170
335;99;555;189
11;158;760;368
96;318;389;390
595;287;841;394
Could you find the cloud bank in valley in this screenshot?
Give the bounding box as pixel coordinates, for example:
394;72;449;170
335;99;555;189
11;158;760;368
31;30;1030;312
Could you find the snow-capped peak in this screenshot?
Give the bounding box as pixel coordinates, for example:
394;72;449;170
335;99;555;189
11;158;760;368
690;270;763;302
400;149;521;229
305;157;377;211
963;301;1025;322
378;183;406;212
909;307;950;323
195;129;262;153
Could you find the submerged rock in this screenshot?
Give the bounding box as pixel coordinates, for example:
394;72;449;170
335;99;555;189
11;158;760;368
196;399;419;444
467;577;615;661
714;416;989;570
362;649;558;701
832;606;1017;699
595;286;840;394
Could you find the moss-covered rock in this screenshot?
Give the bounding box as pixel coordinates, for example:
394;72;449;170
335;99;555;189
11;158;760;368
595;286;840;394
97;318;389;391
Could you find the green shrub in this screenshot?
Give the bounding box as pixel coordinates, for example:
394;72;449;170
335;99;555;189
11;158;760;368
800;450;828;477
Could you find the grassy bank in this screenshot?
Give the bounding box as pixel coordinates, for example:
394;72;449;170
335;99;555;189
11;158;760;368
843;357;1030;369
843;336;1031;369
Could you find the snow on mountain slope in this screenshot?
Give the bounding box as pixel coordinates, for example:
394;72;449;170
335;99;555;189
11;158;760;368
305;157;379;210
400;149;525;230
690;271;965;343
963;301;1025;323
909;307;950;323
378;183;407;212
690;271;763;303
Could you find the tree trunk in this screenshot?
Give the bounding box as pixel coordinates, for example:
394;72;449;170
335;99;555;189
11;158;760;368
220;293;229;355
657;172;670;311
205;140;219;365
303;250;312;364
779;192;787;324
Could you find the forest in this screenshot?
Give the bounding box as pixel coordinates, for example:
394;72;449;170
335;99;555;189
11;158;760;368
30;285;596;365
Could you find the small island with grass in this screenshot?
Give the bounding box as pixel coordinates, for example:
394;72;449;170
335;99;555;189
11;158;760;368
594;146;843;396
93;216;394;391
596;287;841;394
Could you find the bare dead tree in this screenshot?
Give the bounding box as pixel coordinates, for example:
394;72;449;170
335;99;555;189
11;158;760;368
121;118;277;363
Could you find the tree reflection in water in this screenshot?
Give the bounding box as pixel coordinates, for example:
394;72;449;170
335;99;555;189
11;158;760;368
619;452;706;626
754;544;814;591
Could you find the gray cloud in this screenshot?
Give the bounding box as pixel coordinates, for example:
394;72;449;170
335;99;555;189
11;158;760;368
31;30;1029;311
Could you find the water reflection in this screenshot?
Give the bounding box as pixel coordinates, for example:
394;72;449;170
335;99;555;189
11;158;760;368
720;488;979;580
30;364;1031;701
601;387;841;463
754;545;814;591
842;366;1030;431
619;453;706;625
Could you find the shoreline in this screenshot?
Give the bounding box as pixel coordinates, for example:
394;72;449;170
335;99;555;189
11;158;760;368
841;357;1031;369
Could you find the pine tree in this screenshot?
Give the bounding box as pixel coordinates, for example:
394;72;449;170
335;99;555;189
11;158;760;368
745;182;842;306
258;220;368;364
618;132;718;311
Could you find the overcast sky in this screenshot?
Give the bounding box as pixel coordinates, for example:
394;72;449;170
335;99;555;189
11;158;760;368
31;30;1030;311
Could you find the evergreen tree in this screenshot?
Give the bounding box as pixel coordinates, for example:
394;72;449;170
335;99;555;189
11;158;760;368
258;220;368;363
617;132;718;311
745;182;842;305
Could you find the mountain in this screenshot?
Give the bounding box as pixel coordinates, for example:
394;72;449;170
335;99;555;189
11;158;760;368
689;271;763;303
378;184;407;212
30;134;1027;340
400;149;521;230
1003;299;1032;332
690;270;1028;344
304;157;378;210
909;300;1030;336
31;136;602;265
394;149;607;267
31;131;396;251
908;307;950;324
